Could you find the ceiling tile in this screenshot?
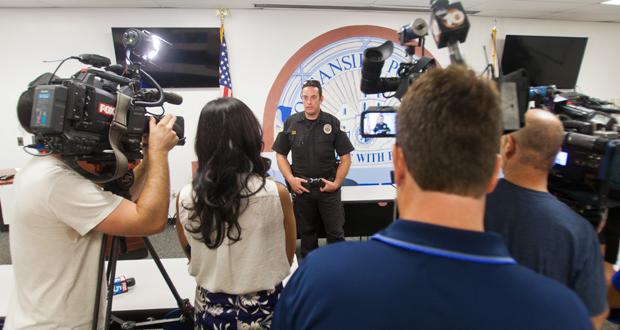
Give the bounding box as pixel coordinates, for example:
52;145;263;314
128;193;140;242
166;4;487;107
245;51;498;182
256;0;373;4
508;0;602;3
0;0;56;6
154;0;255;8
473;9;549;19
38;0;159;7
471;0;587;12
0;0;618;23
372;0;488;9
547;3;620;21
371;0;434;6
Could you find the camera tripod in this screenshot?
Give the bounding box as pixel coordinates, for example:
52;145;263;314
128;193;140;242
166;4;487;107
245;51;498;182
91;182;194;330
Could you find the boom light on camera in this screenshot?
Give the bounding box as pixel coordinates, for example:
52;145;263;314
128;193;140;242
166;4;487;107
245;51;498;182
16;29;193;330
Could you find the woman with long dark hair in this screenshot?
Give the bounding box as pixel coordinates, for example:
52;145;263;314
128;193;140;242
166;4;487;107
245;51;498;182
175;97;296;330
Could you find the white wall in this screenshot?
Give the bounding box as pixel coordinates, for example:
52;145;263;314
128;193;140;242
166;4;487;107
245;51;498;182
1;7;619;216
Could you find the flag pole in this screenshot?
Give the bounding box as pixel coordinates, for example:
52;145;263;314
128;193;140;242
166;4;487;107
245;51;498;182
216;8;233;97
216;8;229;40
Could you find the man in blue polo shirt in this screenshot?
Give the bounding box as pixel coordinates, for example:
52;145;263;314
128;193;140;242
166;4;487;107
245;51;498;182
272;65;592;330
485;109;608;329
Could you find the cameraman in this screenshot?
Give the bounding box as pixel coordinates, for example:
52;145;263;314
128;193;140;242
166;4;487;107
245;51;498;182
5;114;179;329
484;109;608;329
272;66;592;329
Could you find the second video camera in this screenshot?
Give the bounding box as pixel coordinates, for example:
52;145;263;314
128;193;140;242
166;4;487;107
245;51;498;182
359;0;470;138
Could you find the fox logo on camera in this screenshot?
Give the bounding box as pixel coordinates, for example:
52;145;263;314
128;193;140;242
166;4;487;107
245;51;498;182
98;102;116;117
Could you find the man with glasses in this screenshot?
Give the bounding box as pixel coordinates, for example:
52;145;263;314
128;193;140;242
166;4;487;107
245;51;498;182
272;79;354;257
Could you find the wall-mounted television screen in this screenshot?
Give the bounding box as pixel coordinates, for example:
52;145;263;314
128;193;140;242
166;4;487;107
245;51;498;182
501;35;588;89
112;27;220;88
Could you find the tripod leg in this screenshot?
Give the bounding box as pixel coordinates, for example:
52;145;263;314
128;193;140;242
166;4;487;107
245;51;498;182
142;237;195;327
142;237;184;305
92;234;108;330
103;236;121;330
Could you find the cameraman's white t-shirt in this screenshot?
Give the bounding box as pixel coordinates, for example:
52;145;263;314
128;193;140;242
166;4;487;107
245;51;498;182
5;156;122;329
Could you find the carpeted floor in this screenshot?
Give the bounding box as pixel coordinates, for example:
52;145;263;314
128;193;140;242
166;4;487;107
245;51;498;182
0;223;186;266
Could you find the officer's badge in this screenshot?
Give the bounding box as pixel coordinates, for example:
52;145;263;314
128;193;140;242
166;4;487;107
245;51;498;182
323;124;332;134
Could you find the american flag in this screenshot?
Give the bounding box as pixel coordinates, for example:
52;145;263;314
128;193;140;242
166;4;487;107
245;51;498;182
219;25;233;97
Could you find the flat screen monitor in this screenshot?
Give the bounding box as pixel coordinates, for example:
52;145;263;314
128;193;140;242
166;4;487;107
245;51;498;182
501;35;587;89
554;151;568;166
112;27;220;88
360;108;396;138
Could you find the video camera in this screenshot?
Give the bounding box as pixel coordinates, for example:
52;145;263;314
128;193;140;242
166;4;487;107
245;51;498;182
360;0;460;109
17;29;185;187
359;0;530;137
550;132;620;211
360;0;450;138
360;0;469;95
359;0;472;138
359;17;436;100
535;87;620;222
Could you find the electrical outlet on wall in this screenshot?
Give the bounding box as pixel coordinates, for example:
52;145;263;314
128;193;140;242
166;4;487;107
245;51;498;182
17;136;24;146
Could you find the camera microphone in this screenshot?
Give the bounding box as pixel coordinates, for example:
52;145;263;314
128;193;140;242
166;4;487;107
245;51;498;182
106;64;126;76
77;54;112;68
163;91;183;105
142;89;183;105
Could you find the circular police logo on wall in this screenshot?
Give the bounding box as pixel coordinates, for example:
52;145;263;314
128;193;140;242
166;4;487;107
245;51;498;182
264;25;436;185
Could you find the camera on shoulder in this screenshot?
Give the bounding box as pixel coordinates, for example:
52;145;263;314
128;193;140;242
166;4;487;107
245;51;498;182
17;29;185;187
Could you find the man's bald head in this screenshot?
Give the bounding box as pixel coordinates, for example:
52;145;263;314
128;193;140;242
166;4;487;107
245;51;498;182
511;109;564;171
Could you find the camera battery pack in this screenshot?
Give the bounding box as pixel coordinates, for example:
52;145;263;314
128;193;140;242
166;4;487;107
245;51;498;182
31;85;67;134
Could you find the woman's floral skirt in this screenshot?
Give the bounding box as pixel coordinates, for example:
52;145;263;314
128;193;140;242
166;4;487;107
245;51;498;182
194;284;283;330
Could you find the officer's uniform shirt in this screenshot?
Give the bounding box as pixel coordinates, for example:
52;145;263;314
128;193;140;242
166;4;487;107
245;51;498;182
374;122;390;134
272;111;354;178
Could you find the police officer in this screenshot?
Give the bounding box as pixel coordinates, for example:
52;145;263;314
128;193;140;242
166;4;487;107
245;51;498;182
373;114;391;135
272;79;354;257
